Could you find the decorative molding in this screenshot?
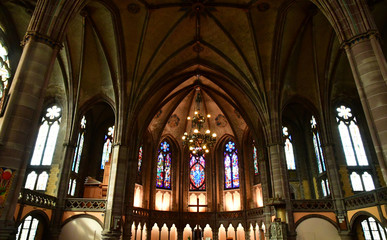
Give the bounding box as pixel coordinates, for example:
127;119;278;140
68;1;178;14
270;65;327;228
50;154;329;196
341;30;380;49
65;198;106;212
21;32;62;49
292;199;334;212
18;188;57;209
127;4;141;14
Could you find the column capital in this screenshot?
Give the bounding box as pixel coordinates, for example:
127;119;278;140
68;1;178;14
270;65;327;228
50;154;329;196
341;30;380;49
21;32;63;49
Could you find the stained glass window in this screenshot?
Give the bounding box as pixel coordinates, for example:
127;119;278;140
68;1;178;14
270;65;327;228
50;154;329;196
0;42;11;112
101;126;114;169
336;105;375;192
68;116;86;196
224;140;239;189
16;216;40;240
189;153;206;190
72;116;86;173
253;145;259;175
156;141;172;189
138;146;143;173
283;126;296;170
361;217;387;240
25;105;61;190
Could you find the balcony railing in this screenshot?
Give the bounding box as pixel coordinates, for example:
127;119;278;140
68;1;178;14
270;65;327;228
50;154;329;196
291;199;334;212
132;207;265;225
17;187;387;216
18;188;56;209
65;198;106;212
344;187;387;210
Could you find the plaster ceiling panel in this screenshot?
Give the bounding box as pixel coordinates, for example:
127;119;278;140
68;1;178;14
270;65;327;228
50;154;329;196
135;7;188;83
312;12;336;86
161;88;235;146
278;2;310;79
79;20;114;104
209;7;261;88
200;14;254;86
120;1;149;89
46;59;66;100
293;23;319;106
87;2;119;81
141;45;197;93
58;48;70;90
2;2;31;41
66;14;84;88
139;14;196;86
249;1;281;85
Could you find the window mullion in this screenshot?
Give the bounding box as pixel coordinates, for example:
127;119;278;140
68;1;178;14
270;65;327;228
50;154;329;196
346;122;360;166
39;122;52;165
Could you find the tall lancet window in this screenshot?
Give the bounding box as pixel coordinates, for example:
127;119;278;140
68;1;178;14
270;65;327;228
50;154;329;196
224;140;240;189
189;153;206;190
101;126;114;169
25;105;61;191
0;41;11;113
68;116;86;196
253;144;259;175
311;116;330;197
156;141;172;189
136;145;143;184
336;105;375;192
283;126;296;170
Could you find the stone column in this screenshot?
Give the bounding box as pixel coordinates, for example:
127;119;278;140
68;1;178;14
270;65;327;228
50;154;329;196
267;144;289;199
245;226;250;240
0;37;60;239
177;227;184;240
147;225;153;240
344;33;387;183
48;143;77;239
102;144;130;239
212;227;218;240
0;0;84;238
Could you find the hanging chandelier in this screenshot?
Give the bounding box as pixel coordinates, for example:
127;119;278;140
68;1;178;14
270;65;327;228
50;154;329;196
182;87;217;155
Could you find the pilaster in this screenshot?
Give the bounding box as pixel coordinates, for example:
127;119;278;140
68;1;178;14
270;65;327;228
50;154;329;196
343;32;387;183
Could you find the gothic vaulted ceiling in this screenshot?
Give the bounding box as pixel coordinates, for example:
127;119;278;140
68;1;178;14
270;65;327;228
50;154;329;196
1;0;386;143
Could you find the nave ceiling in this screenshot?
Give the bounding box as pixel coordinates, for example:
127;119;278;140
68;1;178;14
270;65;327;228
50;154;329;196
0;0;386;143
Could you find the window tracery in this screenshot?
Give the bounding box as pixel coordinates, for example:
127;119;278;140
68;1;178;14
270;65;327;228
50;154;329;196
224;140;239;189
25;105;61;191
336;105;375;192
311;116;330;197
101;126;114;169
156;141;172;189
69;115;86;196
283;126;296;170
189;153;206;190
16;216;40;240
0;41;11;114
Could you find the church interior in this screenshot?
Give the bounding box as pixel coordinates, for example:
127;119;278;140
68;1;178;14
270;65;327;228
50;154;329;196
0;0;386;239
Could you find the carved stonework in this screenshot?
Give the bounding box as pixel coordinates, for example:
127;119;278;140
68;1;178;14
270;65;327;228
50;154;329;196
269;220;287;240
127;4;140;14
21;32;62;49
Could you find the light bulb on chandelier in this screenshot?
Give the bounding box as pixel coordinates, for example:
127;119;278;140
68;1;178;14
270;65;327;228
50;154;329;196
182;85;217;155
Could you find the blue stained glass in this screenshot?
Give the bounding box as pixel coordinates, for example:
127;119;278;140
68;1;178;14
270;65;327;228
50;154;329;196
161;141;170;152
232;152;239;187
224;154;232;189
226;141;235;152
253;146;259;175
164;153;171;188
156;152;164;187
189;153;206;190
156;141;172;189
224;140;239;189
137;146;143;172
